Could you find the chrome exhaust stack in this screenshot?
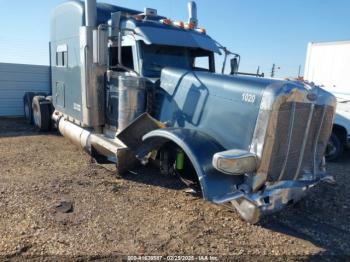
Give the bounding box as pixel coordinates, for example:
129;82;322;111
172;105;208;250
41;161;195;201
188;1;198;28
85;0;97;27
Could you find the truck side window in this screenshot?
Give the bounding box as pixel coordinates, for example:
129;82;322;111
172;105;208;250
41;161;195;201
56;52;63;67
193;56;210;71
109;46;134;71
56;48;68;67
121;46;134;69
190;49;213;72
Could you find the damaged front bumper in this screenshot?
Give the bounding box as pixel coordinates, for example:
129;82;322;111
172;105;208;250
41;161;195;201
212;173;335;224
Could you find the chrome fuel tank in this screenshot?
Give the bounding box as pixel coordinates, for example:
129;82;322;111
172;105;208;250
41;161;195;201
118;76;147;132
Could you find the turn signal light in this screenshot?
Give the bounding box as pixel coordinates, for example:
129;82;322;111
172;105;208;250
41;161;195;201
212;149;257;175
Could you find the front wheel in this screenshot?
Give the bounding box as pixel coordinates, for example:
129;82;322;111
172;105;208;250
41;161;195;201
325;133;343;162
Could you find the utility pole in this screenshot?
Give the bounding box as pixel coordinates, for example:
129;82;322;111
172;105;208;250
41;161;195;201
271;64;276;78
271;64;280;78
298;65;301;78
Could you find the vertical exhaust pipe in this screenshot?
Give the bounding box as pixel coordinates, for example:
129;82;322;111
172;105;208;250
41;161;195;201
85;0;97;27
188;1;198;28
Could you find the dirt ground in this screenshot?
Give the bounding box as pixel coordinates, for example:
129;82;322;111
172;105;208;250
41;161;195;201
0;118;349;261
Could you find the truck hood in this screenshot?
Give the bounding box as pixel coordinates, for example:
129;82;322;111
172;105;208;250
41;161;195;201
158;68;336;150
158;68;279;150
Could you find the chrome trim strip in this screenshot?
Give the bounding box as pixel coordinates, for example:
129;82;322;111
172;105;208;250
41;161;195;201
277;102;296;181
248;82;286;191
293;103;315;180
212;190;245;204
313;107;326;178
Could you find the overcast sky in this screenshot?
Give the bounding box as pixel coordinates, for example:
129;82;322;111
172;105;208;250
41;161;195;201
0;0;349;77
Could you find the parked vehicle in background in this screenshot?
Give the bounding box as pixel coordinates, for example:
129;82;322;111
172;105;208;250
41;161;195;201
304;41;350;160
23;0;336;223
326;96;350;161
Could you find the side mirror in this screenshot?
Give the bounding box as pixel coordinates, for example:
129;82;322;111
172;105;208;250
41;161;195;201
110;12;122;37
230;57;239;75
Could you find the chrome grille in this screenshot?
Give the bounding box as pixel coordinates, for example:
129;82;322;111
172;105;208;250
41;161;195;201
267;102;334;182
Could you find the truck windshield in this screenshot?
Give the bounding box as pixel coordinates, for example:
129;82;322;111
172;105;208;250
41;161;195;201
141;43;213;77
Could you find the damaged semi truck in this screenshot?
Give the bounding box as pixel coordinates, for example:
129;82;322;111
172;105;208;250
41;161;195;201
24;0;336;223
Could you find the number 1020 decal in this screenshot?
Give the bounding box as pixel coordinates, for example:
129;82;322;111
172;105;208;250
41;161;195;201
242;93;256;103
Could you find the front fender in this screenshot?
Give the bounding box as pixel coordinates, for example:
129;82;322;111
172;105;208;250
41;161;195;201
138;128;244;202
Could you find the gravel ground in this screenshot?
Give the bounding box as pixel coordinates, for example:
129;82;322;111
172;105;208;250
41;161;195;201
0;118;349;261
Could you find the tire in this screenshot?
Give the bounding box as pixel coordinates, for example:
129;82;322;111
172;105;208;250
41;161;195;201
45;96;55;115
23;92;35;124
325;133;343;162
32;96;51;132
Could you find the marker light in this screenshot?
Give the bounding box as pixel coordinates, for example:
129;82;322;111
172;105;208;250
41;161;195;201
173;21;185;28
184;22;195;30
134;15;143;21
196;28;206;34
160;18;172;25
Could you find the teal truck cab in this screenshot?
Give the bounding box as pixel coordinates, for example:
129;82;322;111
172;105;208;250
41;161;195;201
25;0;336;223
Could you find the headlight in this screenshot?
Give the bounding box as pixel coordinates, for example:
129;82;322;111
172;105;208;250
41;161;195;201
212;149;257;175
